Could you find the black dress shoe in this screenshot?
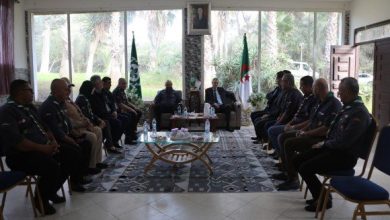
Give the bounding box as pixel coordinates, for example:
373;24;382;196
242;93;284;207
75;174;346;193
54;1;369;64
272;173;288;181
277;180;300;191
107;147;121;154
71;183;86;192
225;128;234;132
306;198;315;205
125;139;137;145
87;167;101;175
49;194;66;204
114;144;123;149
81;177;92;185
96;163;108;169
253;140;261;144
306;194;332;205
305;199;332;212
35;196;56;215
251;137;258;140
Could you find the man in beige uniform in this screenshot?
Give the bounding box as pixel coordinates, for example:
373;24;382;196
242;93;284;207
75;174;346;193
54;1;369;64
61;78;107;172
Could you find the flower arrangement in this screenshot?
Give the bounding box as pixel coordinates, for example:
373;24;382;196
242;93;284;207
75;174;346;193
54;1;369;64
247;92;266;110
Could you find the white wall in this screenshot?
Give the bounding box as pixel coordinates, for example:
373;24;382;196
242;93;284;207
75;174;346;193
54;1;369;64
350;0;390;44
25;0;350;12
14;0;27;69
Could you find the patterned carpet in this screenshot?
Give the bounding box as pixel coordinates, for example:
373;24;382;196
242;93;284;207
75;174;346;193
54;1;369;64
85;127;283;193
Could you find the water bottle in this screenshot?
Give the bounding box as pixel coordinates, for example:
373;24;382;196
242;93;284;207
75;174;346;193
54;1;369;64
205;119;210;134
152;118;157;135
210;107;215;117
143;121;149;135
183;106;188;117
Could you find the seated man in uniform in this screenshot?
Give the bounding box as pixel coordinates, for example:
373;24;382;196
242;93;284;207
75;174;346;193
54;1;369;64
254;71;302;144
205;78;237;132
267;75;317;156
250;71;284;127
294;77;371;211
89;75;124;151
112;78;142;143
39;79;92;192
153;80;182;130
274;78;341;190
102;77;136;145
252;71;287;145
0;80;81;214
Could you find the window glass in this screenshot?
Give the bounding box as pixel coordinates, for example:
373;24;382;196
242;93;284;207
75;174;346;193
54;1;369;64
127;10;183;101
32;14;69;101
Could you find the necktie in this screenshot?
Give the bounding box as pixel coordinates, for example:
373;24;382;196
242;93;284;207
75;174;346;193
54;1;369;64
213;89;217;104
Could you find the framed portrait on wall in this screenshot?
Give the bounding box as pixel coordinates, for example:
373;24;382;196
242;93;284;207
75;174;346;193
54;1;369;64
187;2;211;35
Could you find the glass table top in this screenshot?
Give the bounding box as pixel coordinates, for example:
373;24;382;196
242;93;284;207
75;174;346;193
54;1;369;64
137;132;220;144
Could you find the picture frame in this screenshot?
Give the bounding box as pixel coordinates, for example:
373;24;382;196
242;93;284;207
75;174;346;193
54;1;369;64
187;2;211;35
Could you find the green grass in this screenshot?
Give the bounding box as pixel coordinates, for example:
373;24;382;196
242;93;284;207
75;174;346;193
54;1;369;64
36;72;183;101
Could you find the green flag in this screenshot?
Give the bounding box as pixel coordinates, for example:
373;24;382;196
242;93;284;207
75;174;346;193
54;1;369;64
129;33;142;99
240;33;252;109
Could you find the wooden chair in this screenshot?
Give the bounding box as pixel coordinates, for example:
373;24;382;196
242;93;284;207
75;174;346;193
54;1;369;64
320;125;390;220
313;116;378;217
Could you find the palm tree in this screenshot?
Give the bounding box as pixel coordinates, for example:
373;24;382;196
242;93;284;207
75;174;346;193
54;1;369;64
145;10;175;70
264;11;278;59
107;12;122;82
39;19;51;73
79;13;111;78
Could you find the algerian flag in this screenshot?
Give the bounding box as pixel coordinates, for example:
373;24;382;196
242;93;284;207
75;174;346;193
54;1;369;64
129;32;142;99
240;33;252;109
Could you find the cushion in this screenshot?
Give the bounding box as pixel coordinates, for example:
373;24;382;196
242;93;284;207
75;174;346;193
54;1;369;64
331;176;389;201
0;171;26;191
320;169;355;177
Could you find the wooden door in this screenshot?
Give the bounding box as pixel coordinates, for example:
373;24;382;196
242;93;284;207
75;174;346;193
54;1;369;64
329;46;358;93
374;39;390;128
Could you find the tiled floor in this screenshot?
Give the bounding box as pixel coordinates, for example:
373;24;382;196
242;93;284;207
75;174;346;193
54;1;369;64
3;168;389;220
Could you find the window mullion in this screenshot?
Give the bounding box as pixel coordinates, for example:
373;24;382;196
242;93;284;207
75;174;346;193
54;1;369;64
67;13;73;98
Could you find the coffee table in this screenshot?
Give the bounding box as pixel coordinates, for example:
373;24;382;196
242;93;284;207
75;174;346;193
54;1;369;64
138;132;219;174
170;114;219;131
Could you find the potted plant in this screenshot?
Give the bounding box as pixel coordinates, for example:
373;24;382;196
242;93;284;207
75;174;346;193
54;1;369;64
247;92;266;111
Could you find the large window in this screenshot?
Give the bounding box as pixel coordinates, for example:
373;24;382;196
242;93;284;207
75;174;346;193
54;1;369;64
70;12;125;97
127;10;182;100
31;10;182;101
32;14;69;101
204;11;259;92
261;11;314;91
315;12;342;78
205;10;342;95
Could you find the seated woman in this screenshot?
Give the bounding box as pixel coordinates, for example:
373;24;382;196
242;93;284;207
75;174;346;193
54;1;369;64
75;80;121;154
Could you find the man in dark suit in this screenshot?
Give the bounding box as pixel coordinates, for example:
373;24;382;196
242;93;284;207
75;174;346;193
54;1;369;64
153;80;182;130
205;78;237;132
193;6;208;29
